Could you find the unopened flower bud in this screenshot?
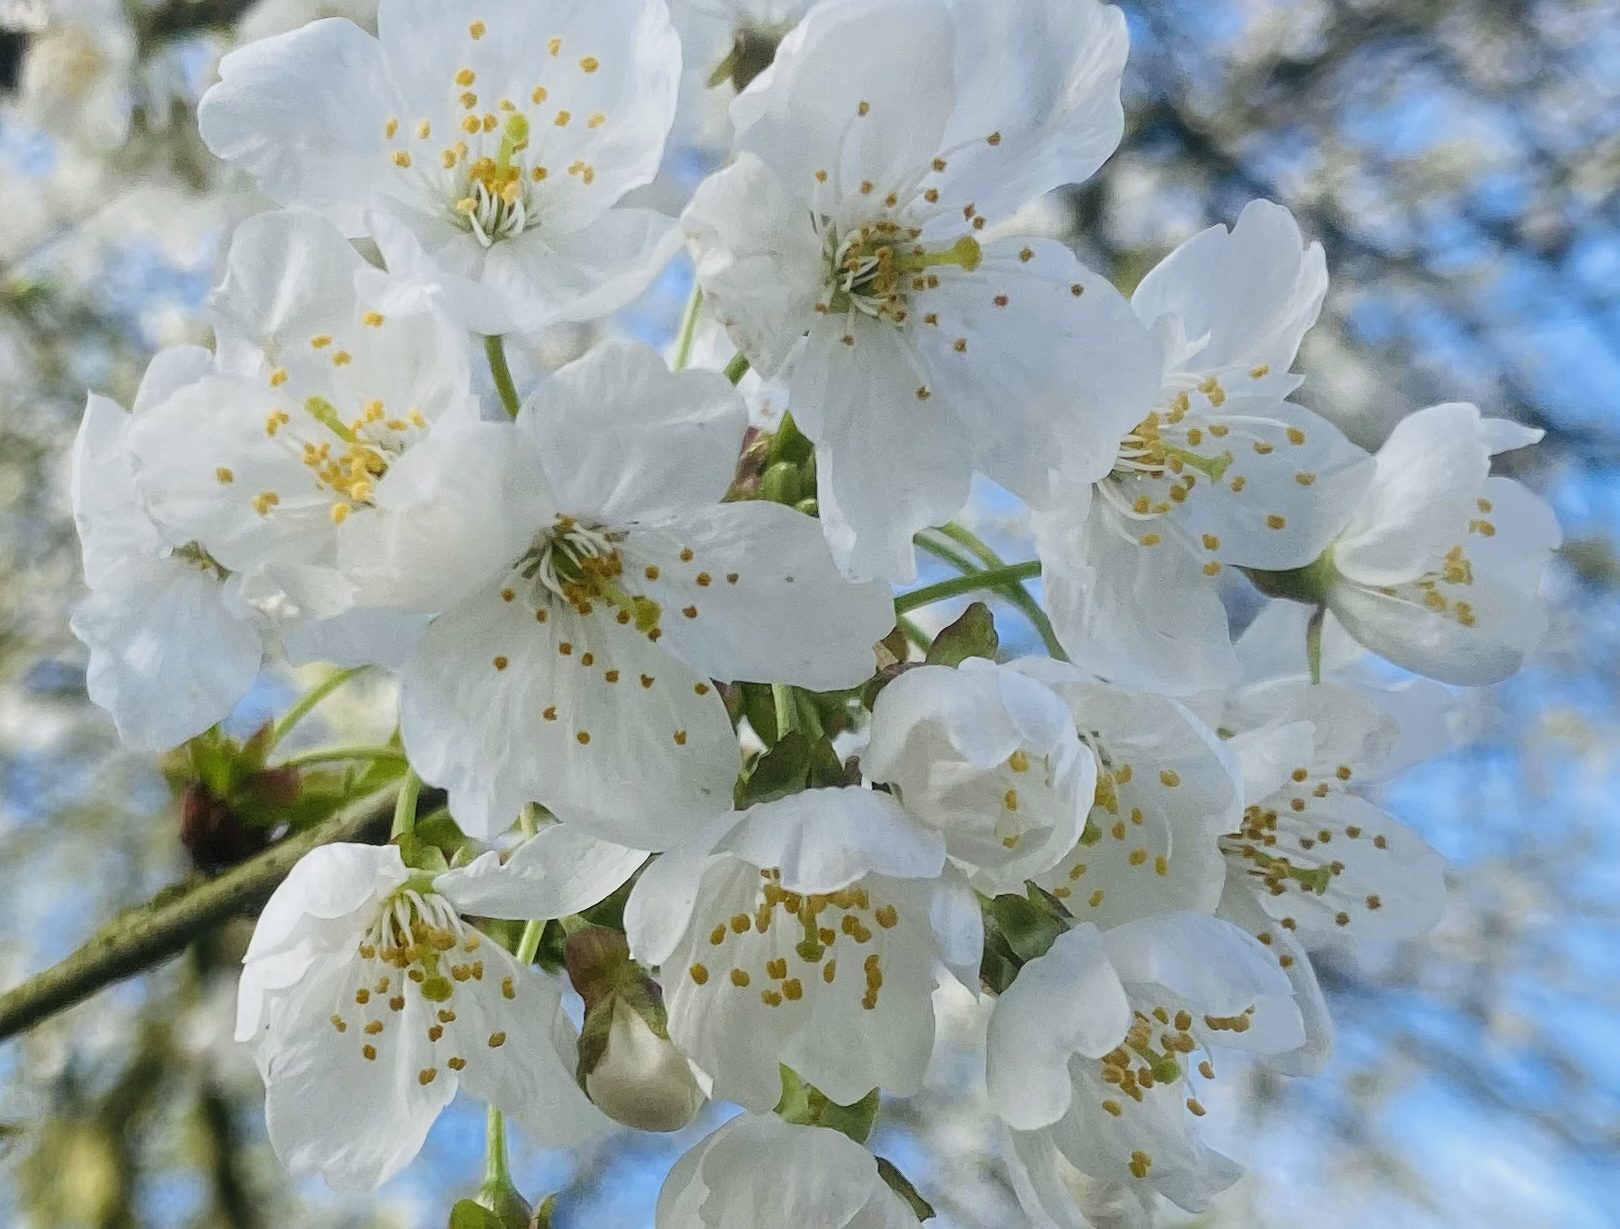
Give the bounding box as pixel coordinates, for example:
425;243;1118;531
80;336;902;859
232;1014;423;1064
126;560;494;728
567;927;705;1132
583;998;705;1132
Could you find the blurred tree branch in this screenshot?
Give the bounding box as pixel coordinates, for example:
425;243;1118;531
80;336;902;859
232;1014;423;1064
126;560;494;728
0;784;413;1042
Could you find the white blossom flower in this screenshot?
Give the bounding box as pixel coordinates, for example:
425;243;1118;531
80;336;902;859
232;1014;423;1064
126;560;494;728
864;656;1096;892
1213;881;1334;1079
199;0;683;335
236;837;633;1190
398;341;894;845
683;0;1159;580
1007;659;1237;928
1215;678;1448;946
1312;401;1560;685
70;347;267;752
1228;599;1484;777
625;786;981;1110
657;1113;916;1228
1034;201;1374;693
988;916;1304;1217
16;0;136;151
128;210;510;634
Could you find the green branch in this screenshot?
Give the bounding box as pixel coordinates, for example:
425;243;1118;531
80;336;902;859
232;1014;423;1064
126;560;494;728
917;527;1068;660
673;285;704;372
269;666;365;748
0;784;408;1043
894;560;1043;616
485;335;522;419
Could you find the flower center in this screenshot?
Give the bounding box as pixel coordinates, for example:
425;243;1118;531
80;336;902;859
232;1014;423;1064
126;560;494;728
1093;1000;1249;1179
380;20;613;249
1111;386;1235;488
357;888;476;1004
513;515;663;633
820;221;982;326
687;867;903;1013
241;322;431;527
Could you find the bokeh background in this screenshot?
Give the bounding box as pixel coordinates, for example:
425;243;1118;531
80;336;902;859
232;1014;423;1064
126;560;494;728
0;0;1616;1226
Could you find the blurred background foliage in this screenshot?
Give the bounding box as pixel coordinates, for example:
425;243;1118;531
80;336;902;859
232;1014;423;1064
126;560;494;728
0;0;1615;1226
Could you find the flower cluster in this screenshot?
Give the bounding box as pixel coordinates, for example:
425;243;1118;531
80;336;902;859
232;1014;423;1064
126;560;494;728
68;0;1559;1222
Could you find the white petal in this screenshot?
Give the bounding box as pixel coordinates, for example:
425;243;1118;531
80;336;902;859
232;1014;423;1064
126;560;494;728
438;825;648;920
1246;791;1448;943
520;341;746;521
722;787;946;894
1131;200;1328;376
1027;682;1234;927
72;394;166;588
1224;721;1316;805
987;923;1131;1130
1003;1129;1092;1229
133;345;216;414
731;0;957;214
400;584;739;845
793;315;973;582
261;952;452;1190
1327;574;1542;686
479;207;682;332
657;1114;910;1229
347;419;534;612
629;502;895;690
661;859;943;1109
442;941;608;1148
198;20;395;232
1036;492;1240;695
624;844;730;969
1169;401;1372;570
245;843;408;965
209;209;366;372
920;244;1160;505
72;557;264;753
935;0;1129;223
866;659;1093;888
1216;883;1333;1077
282;607;430;670
1102;912;1293;1017
1333;402;1497;585
683;153;827;379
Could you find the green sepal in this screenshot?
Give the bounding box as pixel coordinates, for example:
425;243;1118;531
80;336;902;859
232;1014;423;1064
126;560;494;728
807;735;856;790
736;730;811;807
987;891;1064;965
394;833;450;876
740;681;779;744
775;1066;881;1144
924;602;999;667
449;1200;503;1229
1244;548;1337;605
761;461;801;506
876;1157;936;1222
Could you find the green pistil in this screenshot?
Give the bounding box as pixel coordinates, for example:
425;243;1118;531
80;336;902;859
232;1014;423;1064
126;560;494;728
1249;849;1333;895
303;396;360;444
1162;443;1233;481
495;113;530;177
1127;1041;1182;1084
893;235;983;275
